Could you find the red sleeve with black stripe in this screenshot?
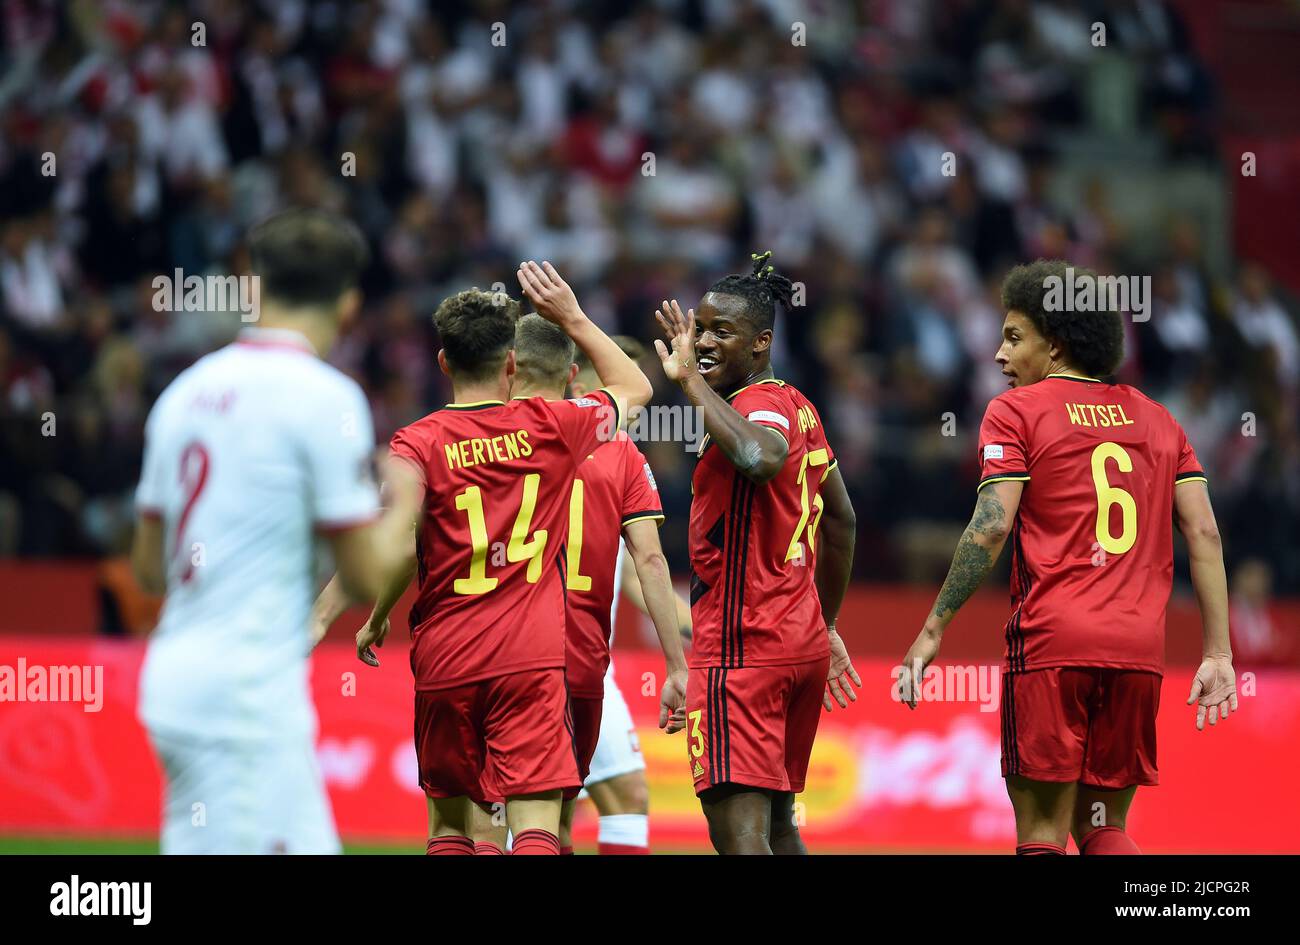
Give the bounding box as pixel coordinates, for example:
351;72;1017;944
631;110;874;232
620;437;664;527
1174;424;1208;487
977;394;1031;490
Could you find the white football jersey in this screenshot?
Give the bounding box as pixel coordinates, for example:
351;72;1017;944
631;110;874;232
135;328;379;741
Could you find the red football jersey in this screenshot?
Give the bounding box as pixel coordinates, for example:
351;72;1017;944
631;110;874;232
390;391;619;690
688;379;835;669
977;373;1207;674
564;431;664;697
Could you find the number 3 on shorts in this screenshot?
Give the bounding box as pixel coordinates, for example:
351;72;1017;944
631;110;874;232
688;709;704;758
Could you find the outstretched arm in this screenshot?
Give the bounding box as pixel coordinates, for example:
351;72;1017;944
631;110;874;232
899;479;1022;707
620;544;692;643
517;261;653;425
816;464;861;710
313;459;423;664
1174;481;1236;729
622;519;689;733
815;464;855;630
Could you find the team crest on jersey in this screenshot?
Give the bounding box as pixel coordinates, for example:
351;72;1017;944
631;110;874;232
643;462;657;491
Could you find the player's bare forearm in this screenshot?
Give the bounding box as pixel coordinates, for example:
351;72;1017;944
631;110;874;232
1176;483;1231;658
816;526;854;630
924;481;1021;635
565;314;652;416
368;458;423;592
625;525;688;674
311;574;353;633
369;554;416;627
815;465;855;628
130;515;166;598
679;372;787;482
1189;549;1231;657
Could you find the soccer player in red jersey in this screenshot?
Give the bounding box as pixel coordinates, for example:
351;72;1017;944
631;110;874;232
316;262;652;855
654;252;861;855
467;316;689;855
899;259;1238;856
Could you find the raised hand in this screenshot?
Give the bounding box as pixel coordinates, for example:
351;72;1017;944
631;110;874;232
516;260;583;328
653;299;697;385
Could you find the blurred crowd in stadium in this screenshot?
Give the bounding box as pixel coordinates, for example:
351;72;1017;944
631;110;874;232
0;1;1297;632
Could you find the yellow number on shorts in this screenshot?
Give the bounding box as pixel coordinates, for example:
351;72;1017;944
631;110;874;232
453;486;498;595
688;709;704;758
565;478;593;592
1091;441;1138;555
784;448;830;562
453;473;548;594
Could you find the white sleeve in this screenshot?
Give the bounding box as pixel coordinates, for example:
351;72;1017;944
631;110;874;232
135;397;169;516
306;375;381;530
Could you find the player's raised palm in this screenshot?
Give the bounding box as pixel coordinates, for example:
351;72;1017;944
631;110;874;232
653;299;696;384
516;260;582;328
1187;655;1237;730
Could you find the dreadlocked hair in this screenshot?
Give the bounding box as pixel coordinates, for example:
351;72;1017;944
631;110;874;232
706;251;794;333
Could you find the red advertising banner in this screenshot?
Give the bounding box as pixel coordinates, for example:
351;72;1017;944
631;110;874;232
1;637;1297;852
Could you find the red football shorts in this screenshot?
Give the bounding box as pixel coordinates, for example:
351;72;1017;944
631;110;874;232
685;658;829;795
415;668;580;801
562;695;603;801
1000;666;1161;789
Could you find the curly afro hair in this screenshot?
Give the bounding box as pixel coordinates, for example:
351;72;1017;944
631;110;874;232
1000;259;1125;378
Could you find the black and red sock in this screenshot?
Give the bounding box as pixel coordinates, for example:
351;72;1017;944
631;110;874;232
1016;841;1066;855
511;829;561;855
426;836;475;855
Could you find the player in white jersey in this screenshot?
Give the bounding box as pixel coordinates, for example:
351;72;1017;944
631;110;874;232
131;210;419;854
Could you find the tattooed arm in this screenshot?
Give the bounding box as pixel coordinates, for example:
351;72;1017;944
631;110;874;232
898;479;1023;708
